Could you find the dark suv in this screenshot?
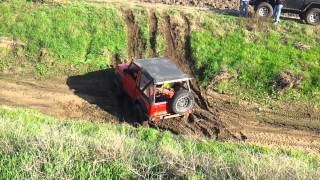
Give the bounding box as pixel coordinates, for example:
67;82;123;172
250;0;320;24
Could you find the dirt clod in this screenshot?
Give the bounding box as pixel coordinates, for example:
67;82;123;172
0;37;25;49
294;42;312;51
273;70;303;94
206;67;234;94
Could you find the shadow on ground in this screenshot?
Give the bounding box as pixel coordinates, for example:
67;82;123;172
66;69;138;125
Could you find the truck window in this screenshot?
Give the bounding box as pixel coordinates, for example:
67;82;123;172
139;73;152;90
127;64;139;79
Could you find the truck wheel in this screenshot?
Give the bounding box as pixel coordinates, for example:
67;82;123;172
305;8;320;25
255;2;273;17
171;90;195;115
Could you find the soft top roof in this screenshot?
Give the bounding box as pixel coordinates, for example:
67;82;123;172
134;58;192;84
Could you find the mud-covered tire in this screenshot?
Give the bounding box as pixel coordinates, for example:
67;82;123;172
254;2;273;18
171;90;195;115
305;8;320;25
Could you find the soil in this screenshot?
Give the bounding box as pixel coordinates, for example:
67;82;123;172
149;11;158;57
274;70;303;94
123;9;147;59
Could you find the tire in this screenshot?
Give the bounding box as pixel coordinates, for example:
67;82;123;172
305;8;320;25
254;2;273;18
171;90;195;115
134;104;146;123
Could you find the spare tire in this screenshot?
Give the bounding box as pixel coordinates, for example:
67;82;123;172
171;89;195;115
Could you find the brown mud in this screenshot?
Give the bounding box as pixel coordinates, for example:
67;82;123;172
149;10;158;57
123;9;146;59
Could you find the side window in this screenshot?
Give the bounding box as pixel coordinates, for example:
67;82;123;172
140;73;151;90
140;72;154;102
127;64;138;79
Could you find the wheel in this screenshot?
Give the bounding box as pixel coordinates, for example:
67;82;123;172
305;8;320;25
112;73;124;96
254;2;273;17
170;90;195;115
134;104;146;123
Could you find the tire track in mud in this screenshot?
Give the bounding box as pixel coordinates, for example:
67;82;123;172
123;9;146;59
206;96;320;153
149;10;158;57
207;95;320;133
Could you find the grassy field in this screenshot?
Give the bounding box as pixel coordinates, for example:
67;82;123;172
0;0;127;76
0;106;319;179
0;0;320;104
190;13;320;105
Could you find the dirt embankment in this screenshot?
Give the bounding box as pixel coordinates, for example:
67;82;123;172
1;9;320;154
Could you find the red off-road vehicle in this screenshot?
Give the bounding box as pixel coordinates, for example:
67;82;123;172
113;58;195;123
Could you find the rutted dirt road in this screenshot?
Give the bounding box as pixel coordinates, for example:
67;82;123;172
1;73;320;154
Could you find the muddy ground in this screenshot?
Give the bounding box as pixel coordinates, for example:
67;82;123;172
1;72;320;154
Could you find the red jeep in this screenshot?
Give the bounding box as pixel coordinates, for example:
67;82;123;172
113;58;195;123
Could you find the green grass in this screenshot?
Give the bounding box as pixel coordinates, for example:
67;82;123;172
190;12;320;104
156;32;166;56
0;0;127;76
0;106;319;179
